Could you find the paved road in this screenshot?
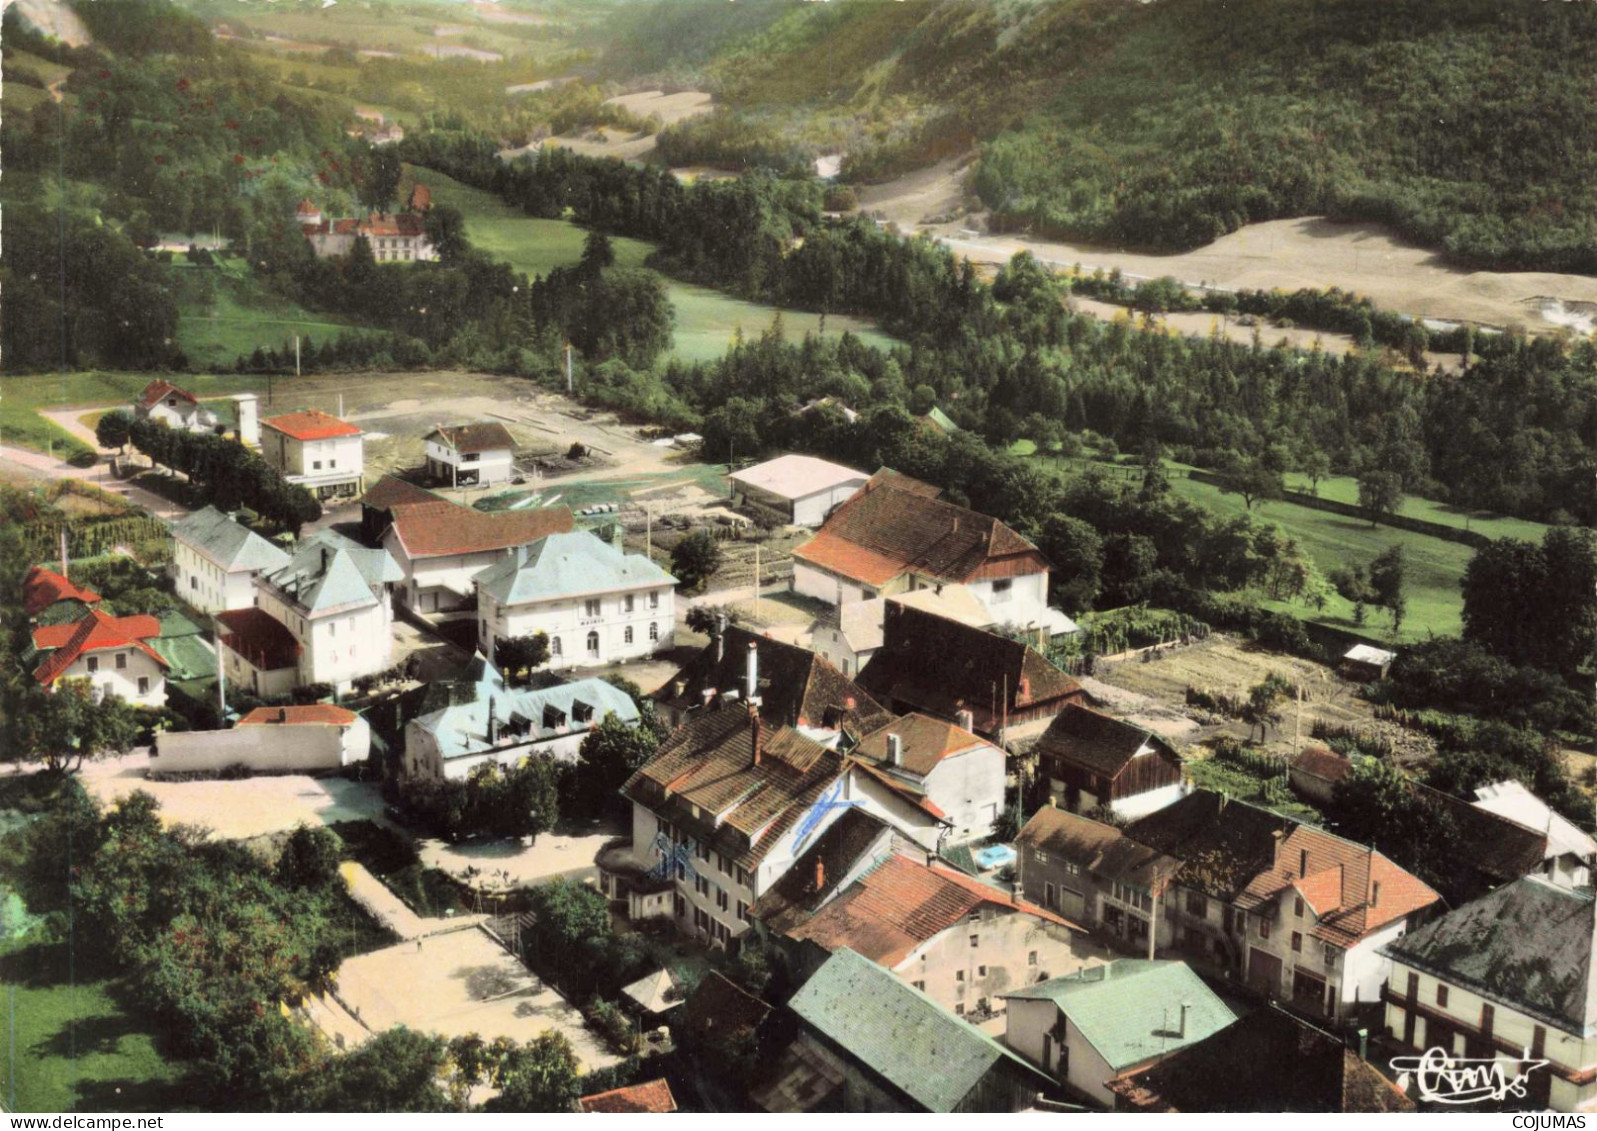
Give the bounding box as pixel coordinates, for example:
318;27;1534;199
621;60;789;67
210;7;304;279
340;860;485;941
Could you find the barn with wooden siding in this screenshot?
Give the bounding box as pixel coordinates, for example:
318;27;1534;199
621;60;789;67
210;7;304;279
1034;704;1185;819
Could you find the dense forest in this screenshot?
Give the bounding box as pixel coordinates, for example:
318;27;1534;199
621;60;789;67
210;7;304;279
597;0;1597;273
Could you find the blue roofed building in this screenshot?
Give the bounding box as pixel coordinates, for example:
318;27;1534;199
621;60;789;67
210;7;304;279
1000;958;1237;1108
169;506;291;614
475;530;677;670
402;655;641;780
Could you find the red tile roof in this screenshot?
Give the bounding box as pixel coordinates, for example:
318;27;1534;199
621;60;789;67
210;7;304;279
794;478;1047;589
216;607;301;671
778;852;1082;968
238;704;357;726
136;379;196;410
22;566;103;617
386;499;573;558
578;1078;676;1114
361;474;442;511
262;410;362;441
31;610;165;686
1289;745;1353;784
360;212;425;237
853;713;990;778
295;199;319;214
426;422;515;454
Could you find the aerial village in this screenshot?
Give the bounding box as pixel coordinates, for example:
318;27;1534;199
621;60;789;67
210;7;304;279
13;364;1592;1116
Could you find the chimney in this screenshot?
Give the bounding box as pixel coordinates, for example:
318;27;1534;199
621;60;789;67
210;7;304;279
814;857;825;892
1299;848;1309;877
750;707;762;766
321;546;330;572
1371;880;1381;907
952;516;960;533
716;614;727;662
745;641;759;703
487;697;498;745
1178;1002;1190;1039
60;528;69;577
1355;1027;1369;1061
673;679;687;700
1271;828;1285;869
701;687;716;710
886;733;903;767
516;542;529;567
955;708;974;732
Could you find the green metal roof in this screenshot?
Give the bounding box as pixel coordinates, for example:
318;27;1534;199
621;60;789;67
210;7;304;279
476;530;675;605
265;539;384;615
171;506;290;573
1003;960;1236;1071
923;406;959;432
789;948;1044;1112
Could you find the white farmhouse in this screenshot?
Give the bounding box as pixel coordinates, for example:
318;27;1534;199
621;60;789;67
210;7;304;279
30;609;168;708
402;657;640;781
379;497;572;614
133;379;221;433
169;506;290;615
851;713;1006;844
811;585;992;678
220;531;401;695
260;410;365;501
728;454;870;527
475;530;676;670
424;422;517;487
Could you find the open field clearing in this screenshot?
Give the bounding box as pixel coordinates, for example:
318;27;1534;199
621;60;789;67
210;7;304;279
536;89;713;163
172;256;362;370
422;167;900;361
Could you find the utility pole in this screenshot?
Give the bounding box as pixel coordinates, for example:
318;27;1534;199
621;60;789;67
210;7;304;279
214;616;227;723
645;504;652;558
564;343;573;394
295;334;301;379
754;541;761;619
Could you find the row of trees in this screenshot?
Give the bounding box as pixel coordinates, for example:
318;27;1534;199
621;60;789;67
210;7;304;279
115;413;321;534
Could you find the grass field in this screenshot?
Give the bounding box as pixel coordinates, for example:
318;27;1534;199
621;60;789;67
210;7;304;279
1283;472;1552;544
172;256;361;370
420;167;902;363
0;940;190;1113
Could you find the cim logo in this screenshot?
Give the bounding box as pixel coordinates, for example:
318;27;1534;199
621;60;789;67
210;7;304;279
1390;1047;1548;1106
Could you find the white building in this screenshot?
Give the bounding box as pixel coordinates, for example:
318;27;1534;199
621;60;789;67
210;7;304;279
1383;876;1597;1112
811;585;992;678
1473;779;1597;888
598;706;947;949
29;609;168;708
851;713;1006;844
169;506;290;615
1002;960;1237;1108
402;658;641;781
133;379;221;433
152;704;370;775
424;422;517;487
380;497;572;615
792;474;1075;636
728;454;869;527
221;531;401;695
260;410;365;501
475;530;676;670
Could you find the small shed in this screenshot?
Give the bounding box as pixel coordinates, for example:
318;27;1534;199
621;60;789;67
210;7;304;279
1341;644;1396;682
621;967;684;1023
729;454;870;527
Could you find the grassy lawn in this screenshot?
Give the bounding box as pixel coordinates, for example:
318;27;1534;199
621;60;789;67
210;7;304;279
1283;472;1551;543
0;940;190;1114
0;373;267;459
173;256;362;370
419;166;902;363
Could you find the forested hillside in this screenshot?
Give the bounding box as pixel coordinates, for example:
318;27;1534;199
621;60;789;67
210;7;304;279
598;0;1597;273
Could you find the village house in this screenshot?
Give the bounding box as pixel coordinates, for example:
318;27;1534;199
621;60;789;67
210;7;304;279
1001;959;1237;1109
1340;643;1397;682
260;410;365;501
1287;744;1354;806
1381;876;1597;1112
1473;779;1596;888
851;712;1006;843
727;454;870;527
220;531;401;695
1127;790;1442;1022
652;625;890;738
755;845;1103;1019
577;1079;677;1114
474;530;676;669
359;474;445;543
1014;806;1183;950
760;947;1052;1113
1413;780;1561;900
856;602;1090;742
152;704;370;775
29;608;168;708
169;506;290;615
298;190;436;262
598;703;948;950
22;565;102;626
423;422;517;487
1107;1004;1413;1112
792;472;1074;636
378;492;574;615
402;657;640;781
132;379;221;433
1032;703;1186;819
811;584;991;678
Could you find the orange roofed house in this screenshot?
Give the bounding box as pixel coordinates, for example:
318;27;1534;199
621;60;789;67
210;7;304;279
29;609;168;708
577;1078;677;1114
299;194;436;264
261;409;365;501
792;472;1076;638
597;704;951;950
23;565;103;626
753;839;1107;1020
